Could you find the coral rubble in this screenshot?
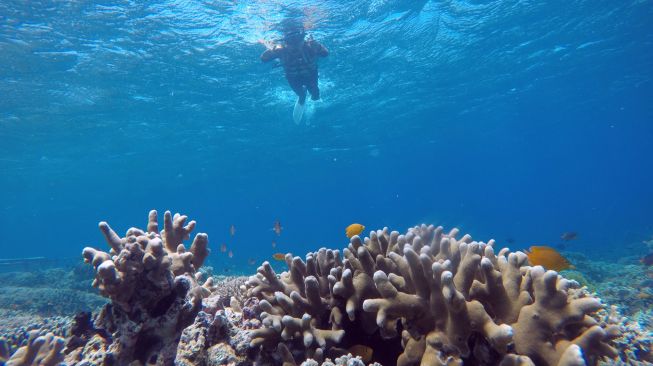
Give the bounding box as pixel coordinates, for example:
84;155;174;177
299;354;383;366
246;225;621;366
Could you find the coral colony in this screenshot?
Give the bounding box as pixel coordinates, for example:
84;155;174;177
1;210;649;366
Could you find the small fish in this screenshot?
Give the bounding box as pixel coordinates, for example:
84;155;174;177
230;224;236;237
636;292;652;300
641;253;653;266
506;238;515;244
555;243;567;250
220;243;227;253
228;250;233;258
526;246;574;271
346;223;365;238
272;253;286;261
271;241;276;248
348;344;373;363
560;232;578;241
247;258;257;265
272;220;283;236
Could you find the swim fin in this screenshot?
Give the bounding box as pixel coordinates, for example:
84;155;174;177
293;98;305;124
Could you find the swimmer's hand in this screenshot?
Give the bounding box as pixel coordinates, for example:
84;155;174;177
257;39;276;50
260;42;283;62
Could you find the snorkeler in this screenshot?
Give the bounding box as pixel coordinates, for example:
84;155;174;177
260;20;328;123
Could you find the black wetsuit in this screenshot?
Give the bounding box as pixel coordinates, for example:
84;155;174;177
261;39;328;104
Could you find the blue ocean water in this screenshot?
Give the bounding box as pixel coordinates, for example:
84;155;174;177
0;0;651;270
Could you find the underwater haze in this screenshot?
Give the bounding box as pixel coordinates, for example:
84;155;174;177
0;0;652;266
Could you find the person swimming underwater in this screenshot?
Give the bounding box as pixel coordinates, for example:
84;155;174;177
260;20;328;122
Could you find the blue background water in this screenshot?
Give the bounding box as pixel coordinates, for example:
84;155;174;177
1;0;652;269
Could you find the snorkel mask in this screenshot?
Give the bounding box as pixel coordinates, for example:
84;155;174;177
281;18;305;45
283;29;305;45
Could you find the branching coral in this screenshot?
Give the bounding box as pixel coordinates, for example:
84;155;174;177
246;225;620;366
69;210;214;365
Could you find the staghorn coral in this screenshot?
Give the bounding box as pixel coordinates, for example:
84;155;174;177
67;209;214;365
246;224;620;366
247;250;347;361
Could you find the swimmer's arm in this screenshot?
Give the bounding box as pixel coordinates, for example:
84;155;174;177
261;45;283;62
310;41;329;57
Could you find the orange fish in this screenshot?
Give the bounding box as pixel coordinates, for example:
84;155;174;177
526;246;574;271
348;344;373;363
220;243;227;253
228;250;233;258
272;220;283;236
229;224;236;237
346;223;365;238
272;253;286;261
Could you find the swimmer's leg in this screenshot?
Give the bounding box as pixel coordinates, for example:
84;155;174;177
306;73;320;101
287;76;307;105
287;76;307;124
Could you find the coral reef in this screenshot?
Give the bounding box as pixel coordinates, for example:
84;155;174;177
596;306;653;365
565;252;653;316
0;309;71;357
208;276;249;307
1;331;65;366
247;225;621;366
175;298;260;366
67;210;214;365
0;286;105;316
4;211;652;366
0;265;106;317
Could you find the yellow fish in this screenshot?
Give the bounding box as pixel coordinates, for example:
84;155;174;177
345;223;365;238
348;344;373;363
272;253;286;261
526;246;574;271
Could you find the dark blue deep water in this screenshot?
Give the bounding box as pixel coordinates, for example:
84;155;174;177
1;0;652;269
